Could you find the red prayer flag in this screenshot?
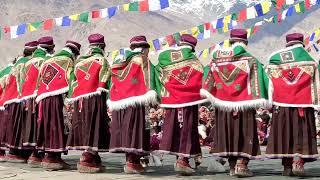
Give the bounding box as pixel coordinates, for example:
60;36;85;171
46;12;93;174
166;35;176;46
305;0;311;9
43;19;53;30
276;0;285;10
92;10;100;19
3;26;10;33
238;9;247;22
139;0;149;12
205;22;211;30
305;36;310;45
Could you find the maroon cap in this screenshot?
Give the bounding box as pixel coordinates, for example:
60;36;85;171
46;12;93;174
38;36;54;46
130;35;150;48
230;29;248;42
66;40;81;52
24;41;39;49
180;34;197;48
88;33;105;45
286;33;304;47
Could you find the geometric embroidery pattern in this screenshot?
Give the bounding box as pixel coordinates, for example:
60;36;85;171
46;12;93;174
42;64;58;86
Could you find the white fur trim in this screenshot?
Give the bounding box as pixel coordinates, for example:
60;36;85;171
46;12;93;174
272;102;320;108
200;89;269;111
107;90;158;111
3;98;20;106
160;99;208;108
65;91;102;104
18;93;37;102
212;42;247;55
157;45;192;54
35;87;69;103
0;107;4;111
97;87;109;93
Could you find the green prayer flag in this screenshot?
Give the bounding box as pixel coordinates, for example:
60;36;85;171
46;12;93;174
129;2;139;11
198;24;204;33
231;13;238;21
217;28;223;34
173;32;181;42
79;12;89;22
299;2;306;13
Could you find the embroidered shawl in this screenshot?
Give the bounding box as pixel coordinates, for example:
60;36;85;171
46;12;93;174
266;44;320;108
0;64;13;109
108;49;157;111
154;46;207;108
201;43;269;111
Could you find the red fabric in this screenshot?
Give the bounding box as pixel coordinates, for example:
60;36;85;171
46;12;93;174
305;0;311;10
238;9;247;22
139;0;149;12
0;86;4;106
161;65;203;105
206;63;255;102
110;63;148;101
166;35;176;47
43;19;53;30
276;0;285;10
271;68;312;105
91;11;100;19
37;62;69;97
21;64;39;99
2;75;18;104
71;61;101;98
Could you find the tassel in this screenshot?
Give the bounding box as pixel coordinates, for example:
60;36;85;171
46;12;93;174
298;107;304;118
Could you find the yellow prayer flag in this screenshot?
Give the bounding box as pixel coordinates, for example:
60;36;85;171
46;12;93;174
294;3;301;13
28;24;37;32
148;41;155;51
246;28;253;38
223;23;229;33
202;49;209;59
223;40;230;48
191;27;199;38
180;30;189;35
69;14;80;21
112;50;119;61
315;29;320;38
123;3;130;11
261;1;271;14
223;15;232;24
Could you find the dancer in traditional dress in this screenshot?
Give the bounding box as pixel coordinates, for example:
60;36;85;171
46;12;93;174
108;36;157;174
21;37;56;167
201;29;269;177
36;40;81;170
3;41;39;163
265;33;319;176
0;63;14;161
66;34;111;173
154;34;205;175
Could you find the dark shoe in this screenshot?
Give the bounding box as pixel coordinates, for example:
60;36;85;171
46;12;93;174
41;155;70;171
175;159;195;176
282;166;293;176
235;163;253;177
28;154;43;168
6;154;27;163
77;152;103;173
124;162;145;174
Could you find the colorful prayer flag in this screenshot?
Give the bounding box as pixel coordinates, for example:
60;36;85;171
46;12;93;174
28;21;42;32
129;2;139;11
294;3;301;13
10;25;18;39
160;0;169;9
238;9;247;22
310;33;315;41
61;16;71;26
108;7;117;18
16;23;27;35
246;6;257;19
79;12;89;22
69;14;80;21
139;0;149;12
261;1;271;14
92;10;100;19
191;26;199;38
254;4;264;17
153;39;161;50
43;19;53;30
149;0;161;11
166;35;176;46
123;3;130;11
216;18;223;29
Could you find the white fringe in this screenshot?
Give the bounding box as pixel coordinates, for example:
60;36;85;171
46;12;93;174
200;89;270;111
107;90;158;111
65;91;102;104
3;98;19;106
160;99;208;108
0;107;4;111
35;87;69;103
18;93;37;102
97;87;109;93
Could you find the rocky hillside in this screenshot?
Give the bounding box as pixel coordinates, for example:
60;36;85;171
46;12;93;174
0;0;319;67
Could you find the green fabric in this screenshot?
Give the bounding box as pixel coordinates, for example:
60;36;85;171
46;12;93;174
113;49;143;65
54;48;74;59
78;47;104;62
157;47;196;68
129;1;139;11
268;46;315;65
79;12;89;22
198;24;204;33
32;48;47;59
0;64;13;78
